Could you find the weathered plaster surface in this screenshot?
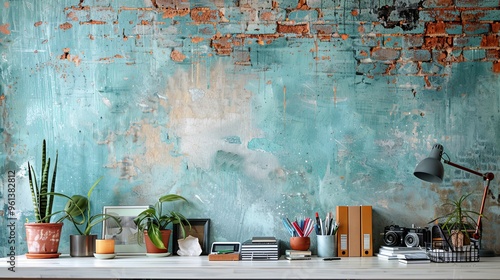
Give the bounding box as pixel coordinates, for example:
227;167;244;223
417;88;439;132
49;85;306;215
0;0;499;256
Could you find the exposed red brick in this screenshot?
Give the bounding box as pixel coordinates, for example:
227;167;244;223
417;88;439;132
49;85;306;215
351;9;359;16
191;7;218;22
260;11;274;21
60;48;71;60
161;8;189;19
297;0;309;10
34;21;43;27
493;61;500;73
242;34;280;45
423;36;453;50
314;24;333;35
486;50;500;60
170;50;186;62
424;75;432;88
425;21;446;35
59;22;73;30
481;34;499;48
211;35;232;55
277;22;309;35
139;20;152;25
67;11;78;21
191;37;204;43
462;10;485;22
426;0;454;7
341;34;349;40
492;22;500;33
436;51;449;65
80;20;106;25
0;23;10;35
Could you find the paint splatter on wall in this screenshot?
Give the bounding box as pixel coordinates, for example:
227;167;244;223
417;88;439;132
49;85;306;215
0;0;499;255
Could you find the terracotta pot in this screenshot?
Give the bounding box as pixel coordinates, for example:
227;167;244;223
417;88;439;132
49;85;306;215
290;236;310;251
70;234;97;257
25;223;63;257
144;229;171;254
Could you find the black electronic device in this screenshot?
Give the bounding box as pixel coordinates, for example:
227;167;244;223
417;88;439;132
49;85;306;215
210;242;241;254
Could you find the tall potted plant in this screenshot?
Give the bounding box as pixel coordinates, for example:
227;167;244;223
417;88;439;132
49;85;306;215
133;194;190;255
53;176;122;257
25;139;65;258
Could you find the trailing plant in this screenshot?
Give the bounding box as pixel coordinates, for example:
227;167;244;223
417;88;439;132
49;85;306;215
133;194;190;249
28;139;62;223
52;176;122;235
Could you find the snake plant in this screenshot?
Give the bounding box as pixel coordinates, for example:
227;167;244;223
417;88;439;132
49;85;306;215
28;139;61;223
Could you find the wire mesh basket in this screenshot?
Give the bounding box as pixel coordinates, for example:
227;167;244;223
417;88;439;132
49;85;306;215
426;225;479;263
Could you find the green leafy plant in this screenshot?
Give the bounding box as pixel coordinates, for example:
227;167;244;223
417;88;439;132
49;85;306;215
133;194;190;249
53;176;122;235
429;193;481;245
28;139;62;223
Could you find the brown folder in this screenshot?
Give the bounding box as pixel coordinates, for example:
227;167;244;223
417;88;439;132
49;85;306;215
361;205;373;257
336;206;349;257
348;206;361;257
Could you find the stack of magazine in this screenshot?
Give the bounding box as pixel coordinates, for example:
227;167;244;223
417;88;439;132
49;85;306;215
377;246;426;260
241;237;279;261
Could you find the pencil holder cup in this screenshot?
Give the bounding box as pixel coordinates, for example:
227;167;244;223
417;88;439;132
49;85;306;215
317;235;336;257
290;237;310;251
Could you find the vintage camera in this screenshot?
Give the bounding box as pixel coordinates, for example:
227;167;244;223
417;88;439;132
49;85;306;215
404;227;429;247
382;225;407;247
383;225;429;247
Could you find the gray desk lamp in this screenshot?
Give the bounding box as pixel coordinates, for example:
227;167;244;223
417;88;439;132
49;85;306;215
414;143;495;257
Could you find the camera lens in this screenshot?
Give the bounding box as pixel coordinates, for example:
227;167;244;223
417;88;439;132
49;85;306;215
404;232;419;247
383;231;400;246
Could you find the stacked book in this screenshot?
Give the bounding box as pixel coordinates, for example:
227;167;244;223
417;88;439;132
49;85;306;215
241;237;279;261
397;252;430;264
376;246;426;260
285;250;311;260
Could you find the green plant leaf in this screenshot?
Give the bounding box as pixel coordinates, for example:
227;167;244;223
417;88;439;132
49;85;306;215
147;223;166;249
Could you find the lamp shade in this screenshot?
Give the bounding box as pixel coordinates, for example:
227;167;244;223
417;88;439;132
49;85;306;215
414;144;445;183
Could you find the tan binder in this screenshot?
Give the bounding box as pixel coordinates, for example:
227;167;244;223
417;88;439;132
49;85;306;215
336;205;349;257
361;205;373;257
348;206;361;257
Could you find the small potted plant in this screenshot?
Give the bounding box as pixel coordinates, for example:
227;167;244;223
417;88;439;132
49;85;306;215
429;193;480;248
53;176;122;257
25;139;65;258
133;194;190;255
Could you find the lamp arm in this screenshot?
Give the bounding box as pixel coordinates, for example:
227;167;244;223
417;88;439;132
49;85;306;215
443;159;495;240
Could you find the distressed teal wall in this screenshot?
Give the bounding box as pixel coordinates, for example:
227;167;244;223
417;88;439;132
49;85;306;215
1;0;499;256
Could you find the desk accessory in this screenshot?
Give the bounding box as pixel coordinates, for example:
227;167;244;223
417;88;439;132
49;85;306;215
285;249;311;260
414;143;496;257
317;235;336;257
208;242;241;261
241;237;279;260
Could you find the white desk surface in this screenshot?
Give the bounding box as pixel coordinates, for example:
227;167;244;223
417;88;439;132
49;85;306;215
1;255;499;279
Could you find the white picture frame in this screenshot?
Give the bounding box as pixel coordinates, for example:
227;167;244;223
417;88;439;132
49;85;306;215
102;206;149;255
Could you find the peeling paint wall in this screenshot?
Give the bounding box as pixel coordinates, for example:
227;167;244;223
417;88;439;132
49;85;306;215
1;0;499;256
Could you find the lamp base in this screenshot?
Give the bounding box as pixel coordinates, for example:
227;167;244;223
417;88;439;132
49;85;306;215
479;249;496;257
